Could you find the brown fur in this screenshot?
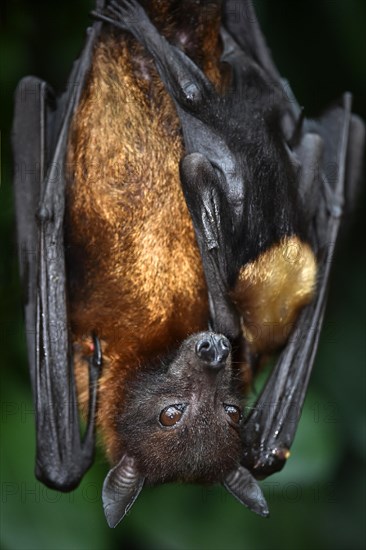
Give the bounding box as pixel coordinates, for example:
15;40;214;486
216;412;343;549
66;1;223;460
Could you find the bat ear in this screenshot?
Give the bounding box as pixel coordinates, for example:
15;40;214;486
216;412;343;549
102;454;145;528
223;464;269;518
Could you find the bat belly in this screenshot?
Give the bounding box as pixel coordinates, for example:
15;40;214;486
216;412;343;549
65;34;208;457
231;236;317;354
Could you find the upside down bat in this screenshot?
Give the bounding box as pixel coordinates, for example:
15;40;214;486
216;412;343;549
12;0;365;528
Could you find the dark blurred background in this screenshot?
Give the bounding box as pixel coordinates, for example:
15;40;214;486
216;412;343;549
1;1;365;549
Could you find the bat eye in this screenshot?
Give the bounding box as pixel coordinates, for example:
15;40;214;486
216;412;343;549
159;404;186;427
224;404;242;425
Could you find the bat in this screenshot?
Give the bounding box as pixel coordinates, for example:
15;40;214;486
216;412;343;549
12;0;364;529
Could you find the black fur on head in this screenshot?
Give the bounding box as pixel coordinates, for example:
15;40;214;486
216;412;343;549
117;332;243;485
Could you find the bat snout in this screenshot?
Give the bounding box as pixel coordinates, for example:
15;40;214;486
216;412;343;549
195;333;231;368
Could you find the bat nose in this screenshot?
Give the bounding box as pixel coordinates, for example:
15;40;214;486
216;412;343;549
195;334;231;368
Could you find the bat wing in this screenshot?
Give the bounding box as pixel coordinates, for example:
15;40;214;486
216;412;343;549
221;0;302;138
218;2;366;476
12;11;104;490
222;0;281;84
241;94;365;477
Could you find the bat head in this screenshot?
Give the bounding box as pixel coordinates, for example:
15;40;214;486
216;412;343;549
102;332;269;527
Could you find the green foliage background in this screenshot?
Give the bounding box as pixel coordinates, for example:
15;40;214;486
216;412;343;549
1;1;365;549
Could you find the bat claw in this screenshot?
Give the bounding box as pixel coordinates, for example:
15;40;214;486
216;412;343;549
79;333;103;456
91;333;103;370
92;0;146;32
243;445;290;478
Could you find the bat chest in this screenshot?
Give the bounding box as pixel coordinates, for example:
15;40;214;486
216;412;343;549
64;25;224;457
65;34;210;371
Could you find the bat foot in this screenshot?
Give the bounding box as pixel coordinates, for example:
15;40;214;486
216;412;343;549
92;0;146;33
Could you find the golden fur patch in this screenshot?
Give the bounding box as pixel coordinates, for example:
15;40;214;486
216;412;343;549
231;236;317;354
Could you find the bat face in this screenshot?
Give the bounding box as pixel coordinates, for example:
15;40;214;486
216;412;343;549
100;331;269;527
117;332;243;485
